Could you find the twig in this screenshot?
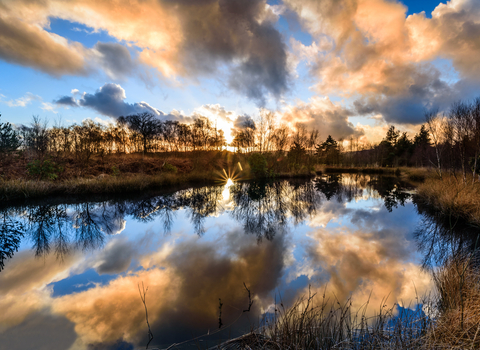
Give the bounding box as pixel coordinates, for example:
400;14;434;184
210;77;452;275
243;282;254;312
138;282;154;349
218;298;223;329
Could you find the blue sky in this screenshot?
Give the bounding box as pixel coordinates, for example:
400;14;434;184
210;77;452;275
0;0;479;143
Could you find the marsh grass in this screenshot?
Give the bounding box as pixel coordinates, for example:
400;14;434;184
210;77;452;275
425;255;480;349
416;174;480;226
0;170;218;202
323;166;400;175
253;291;431;350
401;167;432;183
0;151;322;203
209;254;480;350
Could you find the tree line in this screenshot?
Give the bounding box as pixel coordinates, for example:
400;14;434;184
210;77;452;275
0;111;321;160
0;97;479;180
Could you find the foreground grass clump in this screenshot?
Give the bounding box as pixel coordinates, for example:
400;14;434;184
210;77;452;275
255;292;430;350
217;255;480;350
426;255;480;349
416;174;480;226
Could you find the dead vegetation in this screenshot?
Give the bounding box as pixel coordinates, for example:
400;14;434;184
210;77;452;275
416;174;480;226
205;254;480;350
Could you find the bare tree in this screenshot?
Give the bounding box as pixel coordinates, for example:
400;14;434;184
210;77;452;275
271;123;290;154
119;113;161;155
471;98;480;182
425;109;445;179
450;101;473;183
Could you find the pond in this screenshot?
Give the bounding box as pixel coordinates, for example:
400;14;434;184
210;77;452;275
0;174;471;349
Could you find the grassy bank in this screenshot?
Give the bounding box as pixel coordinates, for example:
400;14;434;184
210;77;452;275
415;174;480;227
0;150;320;204
0;171;220;202
322;165;401;175
319;165;435;183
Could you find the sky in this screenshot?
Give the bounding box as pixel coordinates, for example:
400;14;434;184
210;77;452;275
0;0;479;144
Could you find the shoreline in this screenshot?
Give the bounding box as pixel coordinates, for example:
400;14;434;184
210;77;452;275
0;166;417;206
4;164;479;230
0;170;320;206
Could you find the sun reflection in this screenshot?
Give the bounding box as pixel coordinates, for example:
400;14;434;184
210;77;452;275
222;178;234;201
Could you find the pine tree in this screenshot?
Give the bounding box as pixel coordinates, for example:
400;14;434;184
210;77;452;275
316;135;339;165
0;114;21;154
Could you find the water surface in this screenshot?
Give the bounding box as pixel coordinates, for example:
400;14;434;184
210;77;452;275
0;174;445;349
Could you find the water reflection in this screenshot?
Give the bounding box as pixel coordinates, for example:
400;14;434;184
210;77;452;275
0;174;441;349
0;211;24;271
0;175;415;267
230;180;322;240
413;199;480;268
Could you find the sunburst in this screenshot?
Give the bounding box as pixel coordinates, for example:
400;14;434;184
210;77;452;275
215;161;245;184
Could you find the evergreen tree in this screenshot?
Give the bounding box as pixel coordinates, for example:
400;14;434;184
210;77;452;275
396;132;413;166
413;124;431;167
0;114;21;154
0;114;20;153
316;135;340;165
385;125;400;146
379;126;400;166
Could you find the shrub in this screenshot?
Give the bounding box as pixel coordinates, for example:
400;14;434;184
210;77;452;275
111;165;120;177
163;162;177;173
0;114;21;155
248;153;267;178
27;159;63;180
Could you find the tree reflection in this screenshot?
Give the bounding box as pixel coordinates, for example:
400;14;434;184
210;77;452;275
179;186;223;236
315;174;342;200
26;205;68;259
0;210;25;271
314;173;412;211
0;175;420;268
367;176;412;212
72;203;105;251
230;180;322;240
314;173;366;203
414;199;480;268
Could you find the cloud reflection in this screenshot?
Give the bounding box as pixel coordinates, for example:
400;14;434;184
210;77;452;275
0;175;437;349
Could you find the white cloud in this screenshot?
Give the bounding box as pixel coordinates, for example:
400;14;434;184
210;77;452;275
5;92;42;107
40;102;57;113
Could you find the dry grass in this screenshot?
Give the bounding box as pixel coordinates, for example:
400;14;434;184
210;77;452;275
254;290;430;350
0;151;322;203
400;167;434;183
0;171;218;202
416;174;480;226
0;151;242;202
425;255;480;349
216;260;480;350
321;166;400;175
210;252;480;350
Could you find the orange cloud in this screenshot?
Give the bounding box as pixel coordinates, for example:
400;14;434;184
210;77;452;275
0;13;87;76
0;0;290;103
284;0;480;124
293;225;432;316
0;230;289;348
279;96;364;140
